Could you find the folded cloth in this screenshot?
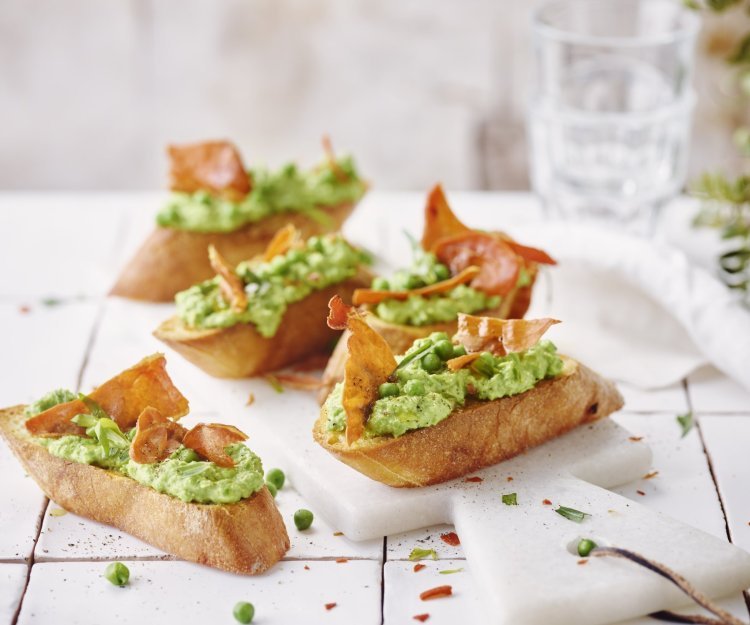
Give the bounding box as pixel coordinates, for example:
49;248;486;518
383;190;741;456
513;223;750;391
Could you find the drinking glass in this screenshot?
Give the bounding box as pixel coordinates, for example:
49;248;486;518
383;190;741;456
528;0;699;234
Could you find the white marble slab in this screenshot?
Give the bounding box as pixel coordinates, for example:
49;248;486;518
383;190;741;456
0;564;27;622
19;560;382;625
688;366;750;413
700;415;750;553
387;524;465;560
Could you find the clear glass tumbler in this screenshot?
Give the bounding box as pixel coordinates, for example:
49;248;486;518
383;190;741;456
528;0;699;234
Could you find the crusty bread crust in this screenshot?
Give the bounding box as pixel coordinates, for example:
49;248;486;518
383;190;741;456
0;406;289;574
313;358;624;487
154;272;371;378
111;202;356;302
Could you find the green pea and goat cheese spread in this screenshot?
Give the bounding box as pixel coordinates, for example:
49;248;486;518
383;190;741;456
25;391;263;505
324;332;564;438
156;156;366;233
175;234;368;336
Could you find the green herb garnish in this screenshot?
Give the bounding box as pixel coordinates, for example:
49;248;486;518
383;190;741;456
78;394;109;420
408;547;438;561
439;568;464;575
265;375;284;393
502;493;518;506
677;411;694;438
555;506;590;523
176;462;211;477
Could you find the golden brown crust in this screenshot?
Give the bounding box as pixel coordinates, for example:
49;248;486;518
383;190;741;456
154;272;371;378
313;358;624;487
0;406;289;574
111;202;356;302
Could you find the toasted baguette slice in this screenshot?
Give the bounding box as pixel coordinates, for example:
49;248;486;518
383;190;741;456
154;271;371;378
111;202;356;302
314;358;623;487
0;406;289;574
318;271;535;403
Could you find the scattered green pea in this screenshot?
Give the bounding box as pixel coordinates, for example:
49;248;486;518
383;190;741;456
104;562;130;587
405;274;425;289
434;263;451;281
434;339;455;361
378;382;400;398
287;249;304;263
265;481;278;498
294;509;314;531
372;277;390;291
404;379;426;396
452;345;467;358
473;352;496;376
265;468;285;490
577;538;597;557
421;352;442;373
233;601;255;624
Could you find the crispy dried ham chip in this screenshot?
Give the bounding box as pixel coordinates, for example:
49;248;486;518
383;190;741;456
208;245;247;312
168;140;251;199
182;423;248;468
129;406;187;464
434;233;520;296
351;266;480;306
446;353;481;372
326;296;397;444
454;314;560;357
262;224;302;262
25;354;189;437
505;240;556;266
420;184;470;252
321;135;349;182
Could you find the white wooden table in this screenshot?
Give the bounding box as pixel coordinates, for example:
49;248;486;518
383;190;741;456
1;192;749;625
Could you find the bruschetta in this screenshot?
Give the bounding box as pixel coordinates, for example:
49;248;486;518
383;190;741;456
154;226;372;378
314;298;623;487
319;184;556;400
112;138;367;302
0;354;289;574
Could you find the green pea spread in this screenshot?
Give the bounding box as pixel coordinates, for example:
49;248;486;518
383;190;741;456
156;156;366;233
370;249;500;326
175;234;367;336
324;332;564;438
27;391;264;505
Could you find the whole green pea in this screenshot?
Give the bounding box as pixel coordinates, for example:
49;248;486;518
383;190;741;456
287;249;304;263
294;509;314;531
421;352;442;373
378;382;400;398
372;277;390;291
265;481;278;498
233;601;255;624
434;263;451;281
404;379;426;396
434;340;455;361
577;538;597;557
405;274;425;289
265;468;285;490
452;345;467;358
104;562;130;587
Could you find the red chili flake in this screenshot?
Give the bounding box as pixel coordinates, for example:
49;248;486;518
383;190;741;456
420;585;453;601
304;565;310;570
336;558;349;563
414;563;426;572
333;531;344;536
629;436;644;442
643;471;659;480
18;305;31;314
413;615;430;622
506;476;514;482
577;559;588;566
325;603;337;611
464;476;483;483
636;490;646;496
542;499;552;505
440;532;460;546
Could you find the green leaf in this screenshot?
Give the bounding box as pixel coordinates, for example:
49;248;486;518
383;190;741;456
408;548;437;561
71;413;98;428
677;412;694;437
502;493;518;506
439;568;464;575
265;374;284;393
78;394;109;420
555;506;590;523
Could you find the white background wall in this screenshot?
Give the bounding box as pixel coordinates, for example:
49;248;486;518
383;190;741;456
1;0;748;190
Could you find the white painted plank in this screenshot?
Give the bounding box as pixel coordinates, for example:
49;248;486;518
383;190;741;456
699;415;750;553
617;382;689;413
0;564;27;622
19;560;382;625
688;366;750;413
612;413;728;539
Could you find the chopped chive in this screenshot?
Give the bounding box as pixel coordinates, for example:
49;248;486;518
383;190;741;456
265;374;284;393
408;547;437;561
438;568;464;575
676;411;694;437
555;506;590;523
395;343;433;371
501;493;518;506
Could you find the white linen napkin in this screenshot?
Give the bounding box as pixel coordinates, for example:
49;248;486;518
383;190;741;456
512;223;750;391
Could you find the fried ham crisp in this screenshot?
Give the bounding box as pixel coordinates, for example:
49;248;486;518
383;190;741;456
168;140;251;199
129;407;187;464
420;184;470;251
208;244;248;313
182;423;248;468
262;224;303;262
453;314;560;357
327;295;397;444
25;354;190;437
351;266;480;306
